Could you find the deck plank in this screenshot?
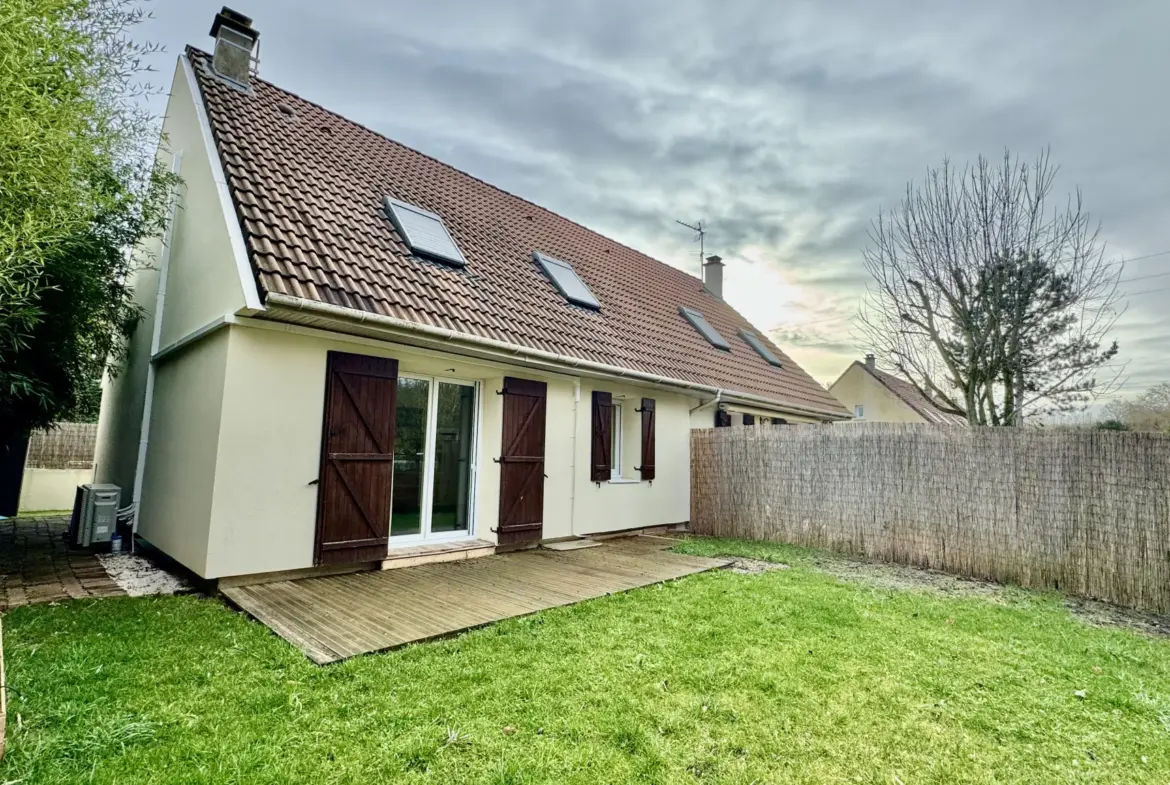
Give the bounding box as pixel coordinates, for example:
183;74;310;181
222;538;730;663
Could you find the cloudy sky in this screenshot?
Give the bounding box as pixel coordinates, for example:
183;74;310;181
143;1;1168;402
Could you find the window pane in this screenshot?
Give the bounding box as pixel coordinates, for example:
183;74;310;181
430;383;475;533
679;307;731;350
384;197;467;267
391;378;430;536
534;252;601;310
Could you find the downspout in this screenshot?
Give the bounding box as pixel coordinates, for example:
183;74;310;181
690;388;724;414
569;379;580;537
130;151;183;547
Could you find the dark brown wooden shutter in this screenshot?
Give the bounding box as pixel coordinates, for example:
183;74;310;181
636;397;655;481
497;377;547;547
742;413;755;426
591;390;612;482
714;409;731;428
314;351;398;565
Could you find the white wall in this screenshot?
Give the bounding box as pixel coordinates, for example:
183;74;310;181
94;56;244;497
206;325;523;577
156;57;248;348
136;329;230;577
18;469;94;513
572;381;693;536
182;323;705;577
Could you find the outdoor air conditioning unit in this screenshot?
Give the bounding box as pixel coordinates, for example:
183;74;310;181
69;483;121;547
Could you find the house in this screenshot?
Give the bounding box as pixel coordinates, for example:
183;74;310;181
94;9;849;583
829;354;967;425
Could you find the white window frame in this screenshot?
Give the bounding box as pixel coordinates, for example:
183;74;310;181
855;404;865;419
390;374;480;546
610;402;623;480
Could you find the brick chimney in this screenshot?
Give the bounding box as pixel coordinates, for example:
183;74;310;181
703;255;724;300
865;353;876;371
209;7;259;87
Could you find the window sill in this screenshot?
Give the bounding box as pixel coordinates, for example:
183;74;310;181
607;477;641;485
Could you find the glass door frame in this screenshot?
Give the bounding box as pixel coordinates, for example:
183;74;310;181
390;373;481;546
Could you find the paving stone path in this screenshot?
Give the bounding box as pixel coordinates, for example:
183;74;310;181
0;516;124;610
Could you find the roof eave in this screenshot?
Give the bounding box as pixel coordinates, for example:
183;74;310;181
261;293;852;421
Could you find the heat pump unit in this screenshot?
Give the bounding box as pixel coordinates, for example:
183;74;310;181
71;484;121;547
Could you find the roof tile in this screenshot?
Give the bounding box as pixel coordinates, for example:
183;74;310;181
187;48;847;416
867;366;968;425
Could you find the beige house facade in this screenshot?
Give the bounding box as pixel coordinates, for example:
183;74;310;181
829;355;968;425
96;18;848;582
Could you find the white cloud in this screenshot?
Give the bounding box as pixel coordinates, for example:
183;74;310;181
144;0;1170;399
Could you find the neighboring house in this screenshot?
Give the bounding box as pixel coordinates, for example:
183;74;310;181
829;355;968;425
94;9;849;583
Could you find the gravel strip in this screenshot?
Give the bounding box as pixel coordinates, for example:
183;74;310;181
96;553;189;597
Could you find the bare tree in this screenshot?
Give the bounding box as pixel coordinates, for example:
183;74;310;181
857;149;1124;426
1106;383;1170;433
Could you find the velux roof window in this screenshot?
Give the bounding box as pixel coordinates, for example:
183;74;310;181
739;329;782;367
383;196;467;268
533;251;601;310
679;306;730;350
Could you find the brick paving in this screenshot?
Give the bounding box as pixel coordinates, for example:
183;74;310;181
0;516;124;610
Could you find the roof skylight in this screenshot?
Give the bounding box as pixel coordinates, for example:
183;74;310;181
679;306;730;350
383;196;466;268
739;329;782;367
533;251;601;310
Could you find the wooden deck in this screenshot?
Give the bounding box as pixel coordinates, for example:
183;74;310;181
222;536;729;663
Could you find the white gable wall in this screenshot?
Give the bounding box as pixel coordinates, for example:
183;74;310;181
158;56;251;347
94;56;249;504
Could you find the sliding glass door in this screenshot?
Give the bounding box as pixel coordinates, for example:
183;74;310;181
390;375;478;543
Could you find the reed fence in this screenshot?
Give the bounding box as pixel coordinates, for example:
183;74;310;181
24;422;98;470
691;423;1170;613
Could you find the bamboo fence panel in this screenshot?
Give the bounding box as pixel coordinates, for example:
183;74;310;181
691;423;1170;613
24;422;97;470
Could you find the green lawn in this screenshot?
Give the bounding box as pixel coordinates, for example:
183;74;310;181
1;539;1168;784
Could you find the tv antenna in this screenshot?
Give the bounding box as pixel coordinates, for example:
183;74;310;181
675;219;706;280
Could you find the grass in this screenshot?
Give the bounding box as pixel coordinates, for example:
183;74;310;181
0;538;1167;784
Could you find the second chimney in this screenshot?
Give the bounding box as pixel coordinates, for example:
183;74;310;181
209;7;259;87
703;255;724;300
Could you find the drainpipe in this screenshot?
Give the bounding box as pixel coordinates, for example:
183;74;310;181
130;151;183;547
569;379;580;537
690;389;724;414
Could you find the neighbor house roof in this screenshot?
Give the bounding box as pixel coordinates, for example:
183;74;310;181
186;48;848;418
860;363;968;425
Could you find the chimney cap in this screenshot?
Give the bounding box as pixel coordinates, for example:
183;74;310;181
210;6;258;41
704;254;724;266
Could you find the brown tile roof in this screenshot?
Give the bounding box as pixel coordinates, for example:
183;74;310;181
187;48;848;417
867;365;968;425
